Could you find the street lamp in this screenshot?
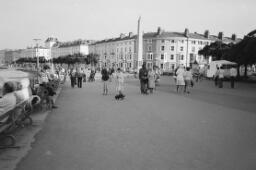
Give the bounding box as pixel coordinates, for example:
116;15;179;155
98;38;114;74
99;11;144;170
33;38;41;83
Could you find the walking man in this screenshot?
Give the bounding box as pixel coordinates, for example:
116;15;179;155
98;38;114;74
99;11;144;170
139;62;149;94
230;66;237;88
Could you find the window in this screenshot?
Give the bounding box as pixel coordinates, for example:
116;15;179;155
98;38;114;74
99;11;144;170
171;46;174;51
148;45;152;51
181;40;184;43
190;53;194;61
147;53;153;60
129;47;131;52
192;46;195;52
161;40;165;43
161;54;164;60
192;40;196;44
170;54;174;60
161;46;165;51
180;47;184;51
171;40;175;43
171;64;175;70
180;55;184;60
148;39;152;43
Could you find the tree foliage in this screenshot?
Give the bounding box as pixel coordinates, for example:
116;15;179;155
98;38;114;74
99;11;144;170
198;41;232;61
226;36;256;77
16;57;47;63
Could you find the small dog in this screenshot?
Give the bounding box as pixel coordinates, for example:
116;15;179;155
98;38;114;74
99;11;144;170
115;93;125;100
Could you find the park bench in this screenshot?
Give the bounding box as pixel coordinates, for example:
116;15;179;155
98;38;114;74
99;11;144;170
0;96;40;149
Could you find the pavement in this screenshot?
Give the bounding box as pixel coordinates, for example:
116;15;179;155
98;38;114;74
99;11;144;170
2;76;256;170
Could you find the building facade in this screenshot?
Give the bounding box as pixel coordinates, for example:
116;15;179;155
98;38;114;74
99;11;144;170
89;32;136;71
20;47;50;60
49;39;90;58
89;28;239;71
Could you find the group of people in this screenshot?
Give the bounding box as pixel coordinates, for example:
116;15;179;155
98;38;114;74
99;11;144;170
101;67;125;99
139;63;160;94
214;65;237;88
69;67;96;88
174;65;194;93
39;65;59;108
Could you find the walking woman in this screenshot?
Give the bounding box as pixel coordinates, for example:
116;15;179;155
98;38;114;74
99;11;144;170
116;68;125;98
148;68;156;93
176;65;185;93
101;67;110;95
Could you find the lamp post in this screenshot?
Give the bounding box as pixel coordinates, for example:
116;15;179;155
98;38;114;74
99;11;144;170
33;38;41;83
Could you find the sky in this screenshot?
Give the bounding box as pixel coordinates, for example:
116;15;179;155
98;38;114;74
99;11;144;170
0;0;255;49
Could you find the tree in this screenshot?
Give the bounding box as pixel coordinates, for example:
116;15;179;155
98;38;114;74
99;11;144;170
226;36;256;77
198;41;232;61
86;53;99;67
52;53;88;68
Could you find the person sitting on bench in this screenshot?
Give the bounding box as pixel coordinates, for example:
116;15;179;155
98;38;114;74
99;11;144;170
0;81;16;116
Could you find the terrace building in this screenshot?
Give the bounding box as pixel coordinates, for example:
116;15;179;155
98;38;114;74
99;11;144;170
89;27;240;71
49;39;91;58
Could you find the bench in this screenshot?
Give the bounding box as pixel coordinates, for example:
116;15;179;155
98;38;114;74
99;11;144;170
0;97;38;149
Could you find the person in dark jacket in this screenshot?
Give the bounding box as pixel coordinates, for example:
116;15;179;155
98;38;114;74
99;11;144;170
101;67;110;95
139;62;149;94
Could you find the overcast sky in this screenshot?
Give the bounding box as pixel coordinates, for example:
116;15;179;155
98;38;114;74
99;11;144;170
0;0;255;49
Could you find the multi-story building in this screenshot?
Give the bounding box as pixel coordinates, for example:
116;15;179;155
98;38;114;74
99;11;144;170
89;27;239;71
49;39;90;58
0;50;6;65
90;32;136;71
19;47;50;60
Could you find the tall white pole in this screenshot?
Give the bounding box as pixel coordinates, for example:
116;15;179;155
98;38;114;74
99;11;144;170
33;38;41;83
137;17;143;70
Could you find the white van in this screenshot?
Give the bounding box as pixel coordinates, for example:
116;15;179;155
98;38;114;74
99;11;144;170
206;60;237;78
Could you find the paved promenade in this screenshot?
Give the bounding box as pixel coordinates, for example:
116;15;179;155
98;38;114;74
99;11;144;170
16;77;256;170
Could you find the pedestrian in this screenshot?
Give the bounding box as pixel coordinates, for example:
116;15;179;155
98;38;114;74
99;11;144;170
70;68;76;88
184;67;193;93
148;68;156;93
139;62;149;94
218;66;225;88
154;66;160;88
214;67;220;87
101;67;110;95
230;66;237;88
176;65;185;93
77;67;83;88
115;68;125;99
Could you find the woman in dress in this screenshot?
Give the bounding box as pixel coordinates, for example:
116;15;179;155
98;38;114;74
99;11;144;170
176;65;185;93
148;68;156;93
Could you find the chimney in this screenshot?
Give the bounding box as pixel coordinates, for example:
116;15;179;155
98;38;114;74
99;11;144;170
204;30;210;38
157;27;163;35
128;32;134;38
120;33;125;39
231;34;237;41
218;32;224;40
184;28;189;37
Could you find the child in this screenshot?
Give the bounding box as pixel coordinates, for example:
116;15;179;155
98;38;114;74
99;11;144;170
115;68;125;100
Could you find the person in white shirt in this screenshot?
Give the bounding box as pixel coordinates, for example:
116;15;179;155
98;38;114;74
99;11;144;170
115;68;125;98
176;65;185;93
0;81;16;116
230;66;237;88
